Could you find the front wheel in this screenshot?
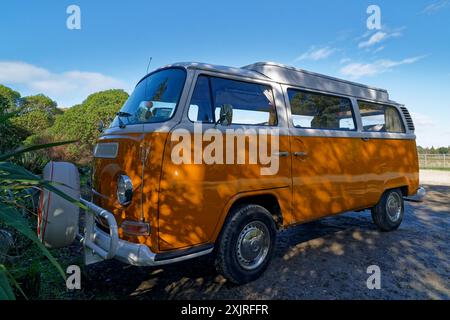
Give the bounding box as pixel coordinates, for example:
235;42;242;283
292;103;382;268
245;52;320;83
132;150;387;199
214;204;276;285
371;188;404;232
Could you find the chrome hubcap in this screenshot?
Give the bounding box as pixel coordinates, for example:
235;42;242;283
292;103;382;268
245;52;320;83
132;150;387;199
236;221;270;270
386;192;402;222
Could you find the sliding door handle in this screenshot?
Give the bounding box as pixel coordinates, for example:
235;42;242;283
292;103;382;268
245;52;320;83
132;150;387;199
294;151;308;157
274;151;290;157
361;137;370;142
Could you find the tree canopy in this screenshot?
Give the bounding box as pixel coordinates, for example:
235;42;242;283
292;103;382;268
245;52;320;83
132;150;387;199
0;84;128;165
0;85;21;113
11;110;54;135
19;94;59;116
50;89;128;161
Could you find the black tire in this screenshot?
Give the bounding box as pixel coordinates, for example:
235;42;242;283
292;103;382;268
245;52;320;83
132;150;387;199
371;188;404;232
214;204;276;285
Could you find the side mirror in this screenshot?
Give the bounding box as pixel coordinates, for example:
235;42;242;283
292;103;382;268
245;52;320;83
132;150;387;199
97;120;104;132
216;104;233;126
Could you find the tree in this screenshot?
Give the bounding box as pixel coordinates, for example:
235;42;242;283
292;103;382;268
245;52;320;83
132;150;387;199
0;95;8;115
0;95;28;154
11;95;60;136
49;89;128;162
0;85;21;113
19;94;59;116
11;110;54;135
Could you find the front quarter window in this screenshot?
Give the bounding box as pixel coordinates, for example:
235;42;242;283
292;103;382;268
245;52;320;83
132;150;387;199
110;68;186;127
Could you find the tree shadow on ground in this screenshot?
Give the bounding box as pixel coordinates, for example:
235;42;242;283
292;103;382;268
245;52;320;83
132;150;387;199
81;185;449;300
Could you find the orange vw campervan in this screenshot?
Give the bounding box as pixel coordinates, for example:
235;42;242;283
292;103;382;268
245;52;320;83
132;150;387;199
39;62;425;284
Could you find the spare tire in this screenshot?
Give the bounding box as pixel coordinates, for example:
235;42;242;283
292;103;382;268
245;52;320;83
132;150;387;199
38;161;80;248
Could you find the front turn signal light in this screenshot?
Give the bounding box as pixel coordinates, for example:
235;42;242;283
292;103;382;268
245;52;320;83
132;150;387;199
121;220;150;236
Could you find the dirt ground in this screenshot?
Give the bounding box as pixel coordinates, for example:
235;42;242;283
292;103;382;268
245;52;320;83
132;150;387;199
76;184;449;300
420;170;450;186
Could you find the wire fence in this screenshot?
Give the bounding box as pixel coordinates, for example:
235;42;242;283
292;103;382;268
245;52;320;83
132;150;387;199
418;154;450;169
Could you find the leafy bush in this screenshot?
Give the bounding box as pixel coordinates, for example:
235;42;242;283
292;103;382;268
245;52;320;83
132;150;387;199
0;141;81;299
49;89;128;162
0;97;28;154
0;85;21;113
19;94;59;116
12;135;51;174
11;110;54;136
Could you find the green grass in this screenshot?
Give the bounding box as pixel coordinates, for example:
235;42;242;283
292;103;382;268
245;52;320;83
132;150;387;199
5;220;87;299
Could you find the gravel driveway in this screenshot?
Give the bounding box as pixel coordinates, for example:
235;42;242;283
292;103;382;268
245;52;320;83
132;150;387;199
420;170;450;186
83;184;450;300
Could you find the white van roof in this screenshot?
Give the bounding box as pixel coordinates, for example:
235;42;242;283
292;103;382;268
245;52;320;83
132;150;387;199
243;62;390;103
162;61;394;104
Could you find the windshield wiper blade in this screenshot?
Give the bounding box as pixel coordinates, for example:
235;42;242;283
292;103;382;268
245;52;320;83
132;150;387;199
116;111;132;128
116;111;132;117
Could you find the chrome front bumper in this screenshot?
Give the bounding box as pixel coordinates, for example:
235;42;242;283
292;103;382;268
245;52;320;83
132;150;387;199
404;186;426;202
80;199;213;266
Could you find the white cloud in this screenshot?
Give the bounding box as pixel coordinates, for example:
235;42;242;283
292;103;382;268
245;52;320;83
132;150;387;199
0;61;50;83
373;46;385;53
422;0;449;14
358;32;386;48
0;61;126;107
358;31;402;48
339;56;425;79
410;112;435;127
296;46;336;61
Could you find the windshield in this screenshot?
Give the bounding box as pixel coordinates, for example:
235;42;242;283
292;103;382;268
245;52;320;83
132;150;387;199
110;68;186;127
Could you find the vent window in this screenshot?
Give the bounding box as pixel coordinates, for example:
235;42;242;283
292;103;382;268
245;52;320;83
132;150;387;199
400;106;415;132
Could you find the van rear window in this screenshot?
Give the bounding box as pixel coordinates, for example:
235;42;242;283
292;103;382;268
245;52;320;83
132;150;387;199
287;89;355;131
358;101;405;133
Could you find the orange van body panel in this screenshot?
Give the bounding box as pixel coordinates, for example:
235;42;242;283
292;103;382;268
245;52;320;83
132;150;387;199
92;130;419;254
157;133;292;251
363;138;419;198
92;132;169;253
290;136;419;223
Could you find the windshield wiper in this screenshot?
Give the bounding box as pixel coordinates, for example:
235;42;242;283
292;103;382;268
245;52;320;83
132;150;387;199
116;111;132;128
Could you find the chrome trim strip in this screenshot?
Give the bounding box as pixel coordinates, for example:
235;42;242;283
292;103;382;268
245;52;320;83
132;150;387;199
288;127;416;140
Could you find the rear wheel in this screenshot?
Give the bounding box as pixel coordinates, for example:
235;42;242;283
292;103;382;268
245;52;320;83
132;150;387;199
214;204;276;285
371;188;404;232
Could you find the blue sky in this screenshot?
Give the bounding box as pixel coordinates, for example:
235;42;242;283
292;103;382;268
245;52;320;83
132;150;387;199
0;0;449;147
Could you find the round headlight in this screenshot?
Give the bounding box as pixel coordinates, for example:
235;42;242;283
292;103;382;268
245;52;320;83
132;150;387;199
117;174;133;205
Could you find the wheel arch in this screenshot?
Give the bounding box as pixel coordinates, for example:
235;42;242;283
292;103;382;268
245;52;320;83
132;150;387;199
382;175;411;199
211;190;283;243
374;184;408;207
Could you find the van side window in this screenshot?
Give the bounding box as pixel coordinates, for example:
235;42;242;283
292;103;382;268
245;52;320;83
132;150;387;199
209;77;277;126
358;101;405;133
188;76;214;123
188;76;277;126
288;89;355;130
